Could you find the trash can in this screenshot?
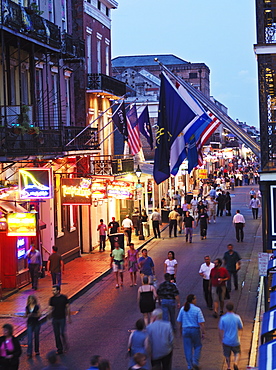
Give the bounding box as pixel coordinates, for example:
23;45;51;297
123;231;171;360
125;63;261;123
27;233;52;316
108;233;125;250
161;209;170;223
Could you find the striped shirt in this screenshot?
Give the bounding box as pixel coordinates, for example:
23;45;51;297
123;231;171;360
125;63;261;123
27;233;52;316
177;304;205;328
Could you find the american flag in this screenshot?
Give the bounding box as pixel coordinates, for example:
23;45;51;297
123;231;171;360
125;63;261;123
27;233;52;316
197;111;221;166
126;105;141;155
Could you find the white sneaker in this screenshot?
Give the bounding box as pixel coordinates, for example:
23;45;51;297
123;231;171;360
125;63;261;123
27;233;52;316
214;220;216;223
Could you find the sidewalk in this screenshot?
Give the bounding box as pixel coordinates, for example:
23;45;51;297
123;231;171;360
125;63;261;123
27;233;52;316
0;226;167;339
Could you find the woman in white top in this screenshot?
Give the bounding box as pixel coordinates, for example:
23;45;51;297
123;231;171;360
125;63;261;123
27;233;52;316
164;251;178;282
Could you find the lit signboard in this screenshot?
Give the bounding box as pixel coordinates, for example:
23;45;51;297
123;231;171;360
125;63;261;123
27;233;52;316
7;213;36;236
19;168;52;199
17;238;26;259
107;181;134;199
198;169;208;179
61;178;92;205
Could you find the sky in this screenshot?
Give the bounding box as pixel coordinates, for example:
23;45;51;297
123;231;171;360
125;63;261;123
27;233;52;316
111;0;259;128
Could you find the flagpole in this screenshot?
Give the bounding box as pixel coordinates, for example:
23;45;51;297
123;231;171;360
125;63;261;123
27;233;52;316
154;58;260;158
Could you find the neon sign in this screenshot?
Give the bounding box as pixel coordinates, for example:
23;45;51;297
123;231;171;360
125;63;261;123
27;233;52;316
19;168;52;199
17;238;26;259
7;213;36;236
61;178;92;205
107;181;134;199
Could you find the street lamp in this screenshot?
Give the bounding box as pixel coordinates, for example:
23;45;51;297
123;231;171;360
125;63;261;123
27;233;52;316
135;165;145;240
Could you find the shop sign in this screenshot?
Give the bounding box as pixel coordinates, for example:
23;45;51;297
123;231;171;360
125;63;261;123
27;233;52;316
17;238;26;259
19;168;52;199
7;213;36;236
108;180;134;199
91;182;106;200
198;169;208;179
61;178;92;205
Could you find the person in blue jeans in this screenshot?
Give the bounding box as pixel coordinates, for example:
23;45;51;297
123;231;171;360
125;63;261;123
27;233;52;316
177;294;205;370
25;295;41;358
157;273;180;331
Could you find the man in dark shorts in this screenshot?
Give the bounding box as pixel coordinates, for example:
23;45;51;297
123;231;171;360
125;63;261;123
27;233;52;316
219;302;243;370
48;285;71;354
47;246;64;287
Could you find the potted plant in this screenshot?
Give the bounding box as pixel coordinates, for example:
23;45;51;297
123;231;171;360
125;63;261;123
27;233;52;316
25;3;44;16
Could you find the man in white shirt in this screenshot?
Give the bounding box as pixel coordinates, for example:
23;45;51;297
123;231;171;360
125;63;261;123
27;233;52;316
249;195;261;219
199;256;215;309
232;210;245;242
190;196;198;217
122;215;133;245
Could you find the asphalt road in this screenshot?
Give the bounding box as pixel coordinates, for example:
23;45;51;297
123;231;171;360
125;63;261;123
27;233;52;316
18;186;261;370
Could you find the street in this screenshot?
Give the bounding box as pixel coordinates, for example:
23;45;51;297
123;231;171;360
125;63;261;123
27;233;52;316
18;185;261;370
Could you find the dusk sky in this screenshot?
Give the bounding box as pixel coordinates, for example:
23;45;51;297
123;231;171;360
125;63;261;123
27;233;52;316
111;1;258;128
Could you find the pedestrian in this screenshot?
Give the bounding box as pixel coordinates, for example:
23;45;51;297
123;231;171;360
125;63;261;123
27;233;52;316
177;294;205;370
25;295;41;358
0;324;22;370
223;244;241;292
172;190;181;206
196;208;209;240
122;215;133;245
164;251;178;282
232;210;245;242
150;208;161;238
183;211;195;243
176;204;183;234
225;191;232;216
98;359;111;370
126;243;139;287
127;319;150;369
168;207;179;238
42;350;68;370
157;273;180;331
138;249;155;285
24;244;42;290
97;219;108;252
147;308;174;370
249;194;261;219
210;258;230;318
108;217;119;235
131;209;140;236
86;355;100;370
207;197;217;223
47;246;64;287
128;352;147;370
138;276;157;325
218;302;243;370
110;241;125;288
140;209;149;237
48;284;71;355
249;188;256;199
216;191;226;217
190;196;198;218
199;256;215;310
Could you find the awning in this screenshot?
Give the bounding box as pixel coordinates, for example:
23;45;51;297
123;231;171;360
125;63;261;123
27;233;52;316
270;291;276;310
261;309;276;340
259;339;276;370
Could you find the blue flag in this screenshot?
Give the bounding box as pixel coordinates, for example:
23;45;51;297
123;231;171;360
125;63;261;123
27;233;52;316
187;135;198;173
112;102;128;141
154;72;197;184
138;106;153;150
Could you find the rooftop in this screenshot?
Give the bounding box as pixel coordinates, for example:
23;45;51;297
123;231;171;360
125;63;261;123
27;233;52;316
112;54;189;68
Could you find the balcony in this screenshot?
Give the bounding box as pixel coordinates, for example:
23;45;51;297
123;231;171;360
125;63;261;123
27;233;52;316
0;126;99;159
87;73;126;97
62;32;74;57
1;0;61;49
90;155;134;175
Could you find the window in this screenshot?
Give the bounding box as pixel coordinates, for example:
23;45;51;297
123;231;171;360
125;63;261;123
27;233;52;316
106;7;109;17
105;45;109;75
98;0;101;10
9;66;16;105
51;72;58;128
189;72;198;79
86;34;92;73
35;68;44;127
97;39;101;73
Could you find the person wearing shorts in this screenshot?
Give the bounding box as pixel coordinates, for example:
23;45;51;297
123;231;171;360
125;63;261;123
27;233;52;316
219;302;243;370
110;242;125;288
210;258;230;318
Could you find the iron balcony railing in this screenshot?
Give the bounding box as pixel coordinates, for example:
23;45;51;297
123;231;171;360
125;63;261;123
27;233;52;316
87;73;126;97
0;126;99;158
90;155;134;176
1;0;61;49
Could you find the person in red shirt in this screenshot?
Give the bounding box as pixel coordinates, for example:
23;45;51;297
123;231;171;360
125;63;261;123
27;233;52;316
97;219;107;252
209;258;230;318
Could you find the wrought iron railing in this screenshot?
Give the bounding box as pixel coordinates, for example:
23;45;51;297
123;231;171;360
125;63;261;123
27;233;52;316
62;32;74;56
0;126;99;157
90;155;134;175
1;0;61;49
87;73;126;97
